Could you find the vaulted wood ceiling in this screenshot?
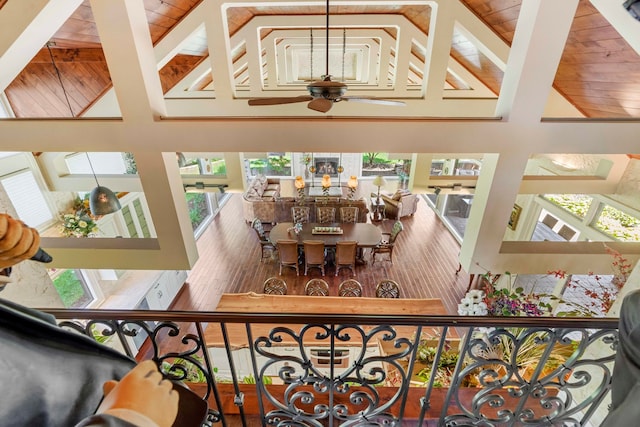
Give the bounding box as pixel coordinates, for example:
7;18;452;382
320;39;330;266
1;0;639;273
2;0;639;118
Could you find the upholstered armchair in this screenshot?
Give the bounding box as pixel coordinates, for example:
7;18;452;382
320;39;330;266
381;189;419;219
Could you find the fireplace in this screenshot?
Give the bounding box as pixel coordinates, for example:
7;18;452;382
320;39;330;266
314;157;339;177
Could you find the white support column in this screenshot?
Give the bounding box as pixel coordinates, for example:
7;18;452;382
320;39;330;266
203;0;235;100
422;0;455;102
393;27;413;93
495;0;579;122
264;34;279;90
133;151;199;267
459;152;530;273
378;37;392;87
244;28;264;92
0;0;83;92
91;0;167;121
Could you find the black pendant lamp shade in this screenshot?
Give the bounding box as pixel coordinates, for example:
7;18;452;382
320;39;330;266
89;185;121;216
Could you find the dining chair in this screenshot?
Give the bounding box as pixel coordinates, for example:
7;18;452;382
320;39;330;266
305;278;330;296
291;206;310;224
303;240;326;276
316;206;336;224
251;218;275;263
338;279;362;297
263;277;287;295
371;220;404;264
276;239;299;275
335;241;358;276
375;279;401;298
339;207;359;223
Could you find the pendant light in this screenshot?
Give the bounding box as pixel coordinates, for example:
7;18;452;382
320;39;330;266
86;152;121;216
47;42;121;216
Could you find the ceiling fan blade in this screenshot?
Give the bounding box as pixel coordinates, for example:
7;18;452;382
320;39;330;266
248;96;313;106
307;98;333;113
341;97;406;107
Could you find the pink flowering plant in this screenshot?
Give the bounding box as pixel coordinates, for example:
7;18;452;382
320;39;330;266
551;246;632;317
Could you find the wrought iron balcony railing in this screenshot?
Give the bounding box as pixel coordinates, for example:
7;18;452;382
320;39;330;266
46;309;619;427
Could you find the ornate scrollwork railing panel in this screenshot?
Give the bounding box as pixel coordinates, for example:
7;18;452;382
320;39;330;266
59;318;223;425
48;310;619;427
250;323;423;426
443;327;618;427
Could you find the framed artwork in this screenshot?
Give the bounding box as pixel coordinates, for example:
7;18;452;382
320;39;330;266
508;204;522;230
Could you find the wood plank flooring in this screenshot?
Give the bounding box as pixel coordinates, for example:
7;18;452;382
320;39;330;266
171;194;469;315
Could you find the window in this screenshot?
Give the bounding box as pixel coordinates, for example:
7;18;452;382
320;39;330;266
65;152;128;174
49;269;94;308
1;170;54;228
245;153;292;178
544;194;593;219
594;204;640;241
179;153;227;177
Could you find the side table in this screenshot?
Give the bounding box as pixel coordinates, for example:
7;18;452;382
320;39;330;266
370;197;385;222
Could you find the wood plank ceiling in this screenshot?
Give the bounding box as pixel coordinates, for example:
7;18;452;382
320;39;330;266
2;0;639;118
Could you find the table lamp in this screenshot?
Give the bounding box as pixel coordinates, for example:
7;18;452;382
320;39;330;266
294;176;305;204
372;175;386;202
321;174;331;198
347;175;358;201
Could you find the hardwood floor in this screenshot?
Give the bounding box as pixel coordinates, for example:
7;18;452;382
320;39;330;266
171;194;469;315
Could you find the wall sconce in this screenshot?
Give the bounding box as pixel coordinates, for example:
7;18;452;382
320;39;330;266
347;175;358;200
321;174;331;198
294;176;306;204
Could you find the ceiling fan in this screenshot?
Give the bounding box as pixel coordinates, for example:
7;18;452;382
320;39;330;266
247;0;406;113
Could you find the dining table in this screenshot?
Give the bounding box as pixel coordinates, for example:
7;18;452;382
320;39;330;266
269;222;382;248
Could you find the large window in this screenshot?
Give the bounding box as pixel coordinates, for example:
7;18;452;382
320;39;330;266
65;152;130;174
544;194;593;219
1;170;54;228
245;153;292;178
49;269;94;308
430;158;481;176
594;204;640;241
361;153;411;178
179;152;227;177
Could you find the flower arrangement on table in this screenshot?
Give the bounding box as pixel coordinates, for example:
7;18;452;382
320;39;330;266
59;196;99;237
288;222;303;236
60;213;98;238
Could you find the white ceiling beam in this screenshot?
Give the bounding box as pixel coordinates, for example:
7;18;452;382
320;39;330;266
591;0;640;56
203;0;236;100
153;3;208;68
422;0;455;102
0;0;83;92
453;0;509;69
90;0;167;121
244;28;263;92
1;118;638;154
495;0;579;122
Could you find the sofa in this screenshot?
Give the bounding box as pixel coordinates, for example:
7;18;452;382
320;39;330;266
381;189;419;219
242;176;281;223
